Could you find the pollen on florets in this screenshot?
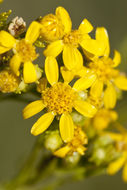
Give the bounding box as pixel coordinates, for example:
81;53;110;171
69;127;88;155
15;39;38;62
0;70;20;93
42;82;77;115
89;57;119;82
63;30;81;47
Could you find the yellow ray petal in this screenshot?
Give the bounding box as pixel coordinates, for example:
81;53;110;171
0;46;10;54
54;145;71;158
112;50;121;67
78;18;93;34
73;73;96;91
60;66;74;83
45;56;59;85
43;40;64;57
10;54;21;76
95;27;110;57
107;153;126;175
25;21;42;44
80;38;105;56
76;66;91;78
56;6;72;34
23;61;37;83
122;161;127;182
63;45;83;70
60;113;74;142
114;75;127;90
104;84;117;109
23;100;46;119
0;31;16;48
90;78;103;97
31;112;55;136
77;146;86;155
74;100;97;118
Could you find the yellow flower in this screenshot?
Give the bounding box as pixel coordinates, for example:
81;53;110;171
107;130;127;182
54;126;88;158
23;56;97;142
92;109;118;131
0;21;42;83
43;6;105;71
87;27;127;109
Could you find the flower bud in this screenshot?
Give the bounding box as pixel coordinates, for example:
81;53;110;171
40;14;64;42
65;152;80;165
8;16;26;37
71;111;85;125
44;131;63;151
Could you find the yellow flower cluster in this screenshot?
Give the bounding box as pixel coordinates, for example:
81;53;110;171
0;6;127;181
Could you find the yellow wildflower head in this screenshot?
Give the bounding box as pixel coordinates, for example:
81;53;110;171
23;56;97;143
87;28;127;109
92;109;118;131
54;126;88;158
42;82;77;115
43;7;105;71
63;30;82;47
14;39;38;62
0;21;42;83
89;57;119;82
0;69;20;93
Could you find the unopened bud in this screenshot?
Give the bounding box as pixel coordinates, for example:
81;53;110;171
8;16;26;36
71;111;85;124
44;131;63;151
40;14;64;42
65;152;80;165
16;79;28;94
78;91;87;100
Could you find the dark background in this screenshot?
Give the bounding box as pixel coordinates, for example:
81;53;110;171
0;0;127;189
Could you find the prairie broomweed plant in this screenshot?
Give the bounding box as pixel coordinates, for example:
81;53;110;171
0;5;127;187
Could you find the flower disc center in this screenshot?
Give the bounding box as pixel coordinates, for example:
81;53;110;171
42;82;76;115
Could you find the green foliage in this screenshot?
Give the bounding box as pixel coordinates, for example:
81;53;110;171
0;10;12;30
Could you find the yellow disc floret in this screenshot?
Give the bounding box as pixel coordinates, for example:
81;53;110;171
68;127;88;155
54;126;88;157
15;39;38;62
63;30;81;47
42;82;77;115
89;57;119;82
0;70;19;93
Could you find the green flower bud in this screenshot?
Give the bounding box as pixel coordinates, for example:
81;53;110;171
44;131;63;151
65;152;80;165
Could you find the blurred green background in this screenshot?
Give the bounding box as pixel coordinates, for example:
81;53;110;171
0;0;127;189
